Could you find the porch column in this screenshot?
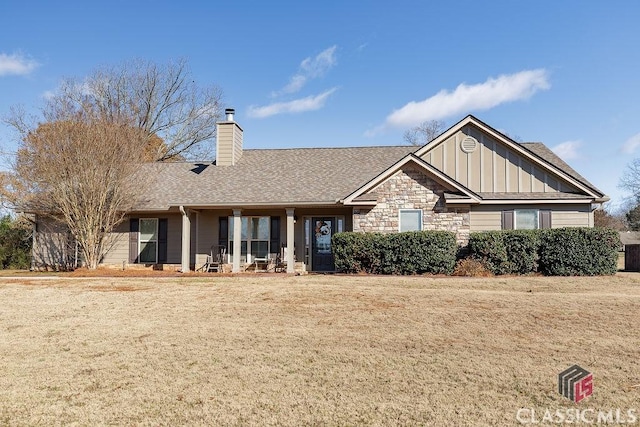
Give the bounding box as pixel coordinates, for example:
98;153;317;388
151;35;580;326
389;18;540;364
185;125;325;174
179;206;191;272
232;209;242;273
286;208;295;273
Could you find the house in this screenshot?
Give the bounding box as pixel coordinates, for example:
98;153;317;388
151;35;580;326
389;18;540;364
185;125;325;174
31;110;609;272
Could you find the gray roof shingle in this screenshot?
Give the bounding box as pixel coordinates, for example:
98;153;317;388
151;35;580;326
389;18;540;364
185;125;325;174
521;142;604;196
137;146;416;210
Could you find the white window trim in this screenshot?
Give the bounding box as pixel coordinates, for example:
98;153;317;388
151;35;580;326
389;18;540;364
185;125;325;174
139;218;158;263
399;209;423;232
515;209;539;230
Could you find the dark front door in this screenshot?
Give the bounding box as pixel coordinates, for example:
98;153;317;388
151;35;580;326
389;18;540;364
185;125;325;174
312;217;335;271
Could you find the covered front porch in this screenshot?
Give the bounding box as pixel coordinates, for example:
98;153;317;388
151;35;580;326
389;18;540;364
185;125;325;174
177;206;351;273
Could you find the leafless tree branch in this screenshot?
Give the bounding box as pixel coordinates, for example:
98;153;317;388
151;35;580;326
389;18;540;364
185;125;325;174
403;120;446;146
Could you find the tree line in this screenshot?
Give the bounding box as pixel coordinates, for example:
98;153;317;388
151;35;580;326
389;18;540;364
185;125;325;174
2;58;224;269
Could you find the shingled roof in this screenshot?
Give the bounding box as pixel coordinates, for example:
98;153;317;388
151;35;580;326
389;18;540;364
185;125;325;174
137;146;416;210
521;142;605;197
132;129;605;211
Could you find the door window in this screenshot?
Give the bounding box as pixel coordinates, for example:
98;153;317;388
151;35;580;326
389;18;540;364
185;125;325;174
139;218;158;263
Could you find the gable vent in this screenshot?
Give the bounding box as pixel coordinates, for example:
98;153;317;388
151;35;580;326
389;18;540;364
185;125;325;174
461;136;478;153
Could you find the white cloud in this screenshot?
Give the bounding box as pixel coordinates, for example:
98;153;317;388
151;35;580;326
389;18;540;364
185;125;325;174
551;140;582;160
621;132;640;154
273;45;337;96
379;69;550;130
0;52;39;76
248;88;338;118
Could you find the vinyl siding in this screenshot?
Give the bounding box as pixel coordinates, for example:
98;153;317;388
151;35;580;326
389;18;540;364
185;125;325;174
101;214;183;265
552;210;591;228
469;210;502;231
101;222;129;264
195;211;219;269
470;204;592;232
32;216;75;268
216;122;243;166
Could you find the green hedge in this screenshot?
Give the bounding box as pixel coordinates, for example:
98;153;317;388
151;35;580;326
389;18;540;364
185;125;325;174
538;228;620;276
468;230;540;275
469;228;619;276
332;231;457;275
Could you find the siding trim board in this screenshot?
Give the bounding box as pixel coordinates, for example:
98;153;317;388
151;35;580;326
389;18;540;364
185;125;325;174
344;153;481;205
477;198;593;204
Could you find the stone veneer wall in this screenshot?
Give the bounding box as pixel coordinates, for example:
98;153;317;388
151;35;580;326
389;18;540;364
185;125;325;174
352;165;470;245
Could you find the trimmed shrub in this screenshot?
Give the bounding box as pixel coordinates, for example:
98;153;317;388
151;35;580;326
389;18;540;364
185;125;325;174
332;231;457;275
332;232;379;274
538;227;620;276
468;230;540;275
502;230;541;274
467;231;509;274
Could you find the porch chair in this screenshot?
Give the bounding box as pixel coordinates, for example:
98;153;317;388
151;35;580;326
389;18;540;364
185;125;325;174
273;245;293;273
201;245;226;273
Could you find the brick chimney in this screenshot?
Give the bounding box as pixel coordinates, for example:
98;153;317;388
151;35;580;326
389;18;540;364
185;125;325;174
215;108;243;166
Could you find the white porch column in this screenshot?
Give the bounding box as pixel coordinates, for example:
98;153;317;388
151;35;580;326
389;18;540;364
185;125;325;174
232;209;242;273
179;206;191;272
286;208;295;273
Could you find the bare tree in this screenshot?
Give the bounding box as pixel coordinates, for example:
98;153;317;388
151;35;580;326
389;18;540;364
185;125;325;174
55;58;224;161
620;158;640;201
5;104;151;269
594;204;627;230
403;120;447;146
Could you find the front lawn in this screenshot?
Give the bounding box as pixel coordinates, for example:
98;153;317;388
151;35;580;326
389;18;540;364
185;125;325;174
1;274;639;425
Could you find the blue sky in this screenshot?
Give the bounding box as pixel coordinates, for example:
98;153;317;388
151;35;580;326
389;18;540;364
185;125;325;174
1;1;639;208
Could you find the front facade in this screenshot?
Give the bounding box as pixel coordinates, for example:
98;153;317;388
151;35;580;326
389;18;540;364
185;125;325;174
31;111;608;272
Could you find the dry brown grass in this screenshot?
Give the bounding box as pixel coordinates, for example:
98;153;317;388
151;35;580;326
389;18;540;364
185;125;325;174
1;274;639;426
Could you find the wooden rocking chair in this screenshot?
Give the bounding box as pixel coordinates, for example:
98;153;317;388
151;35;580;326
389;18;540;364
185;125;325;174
200;245;226;273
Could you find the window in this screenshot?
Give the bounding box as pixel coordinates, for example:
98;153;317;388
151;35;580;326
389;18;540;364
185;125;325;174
228;216;270;262
502;209;551;230
515;209;539;230
139;218;158;263
399;209;423;232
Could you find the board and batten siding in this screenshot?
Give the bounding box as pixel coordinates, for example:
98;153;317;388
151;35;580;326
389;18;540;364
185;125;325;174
469;205;592;232
420;128;579;194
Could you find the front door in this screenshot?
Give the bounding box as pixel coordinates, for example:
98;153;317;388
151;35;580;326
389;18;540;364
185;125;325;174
311;217;335;271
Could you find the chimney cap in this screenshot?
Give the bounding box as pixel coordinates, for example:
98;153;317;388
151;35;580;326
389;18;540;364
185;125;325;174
224;108;235;122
